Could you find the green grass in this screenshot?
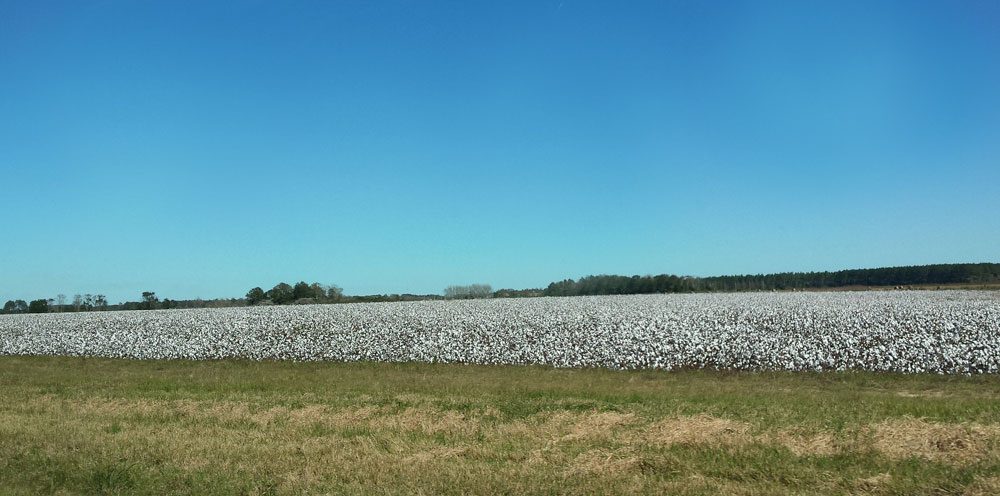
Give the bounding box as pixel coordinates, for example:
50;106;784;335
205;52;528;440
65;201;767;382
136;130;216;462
2;356;1000;495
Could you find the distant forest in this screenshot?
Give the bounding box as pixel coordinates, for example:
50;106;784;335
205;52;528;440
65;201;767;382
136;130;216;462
543;263;1000;296
2;263;998;314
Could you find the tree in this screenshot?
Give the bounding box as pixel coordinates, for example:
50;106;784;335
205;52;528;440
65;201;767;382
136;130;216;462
267;283;294;305
326;285;344;302
56;294;66;312
309;283;327;300
2;300;28;314
444;284;493;299
28;299;49;313
245;287;266;305
94;295;108;310
292;281;313;301
141;291;159;310
72;294;82;312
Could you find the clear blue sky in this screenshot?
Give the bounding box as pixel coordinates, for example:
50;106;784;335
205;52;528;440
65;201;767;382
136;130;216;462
2;0;998;303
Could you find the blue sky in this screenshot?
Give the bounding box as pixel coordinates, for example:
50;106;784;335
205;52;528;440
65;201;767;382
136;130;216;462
1;0;998;303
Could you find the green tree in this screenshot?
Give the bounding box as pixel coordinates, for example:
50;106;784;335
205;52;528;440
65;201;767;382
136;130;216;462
246;287;266;305
141;291;159;310
267;283;294;305
292;281;313;301
309;283;327;300
28;299;49;313
326;285;344;302
2;300;28;313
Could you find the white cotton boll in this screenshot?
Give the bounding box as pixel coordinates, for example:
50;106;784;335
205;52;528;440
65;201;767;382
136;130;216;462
0;291;998;373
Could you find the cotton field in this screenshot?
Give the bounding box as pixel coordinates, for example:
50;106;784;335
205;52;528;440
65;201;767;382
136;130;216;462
2;291;999;374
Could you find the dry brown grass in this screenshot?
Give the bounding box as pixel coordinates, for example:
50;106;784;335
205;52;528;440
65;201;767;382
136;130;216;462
6;357;1000;494
769;430;839;456
853;472;892;493
19;395;1000;470
403;446;472;464
872;417;1000;464
645;414;752;447
562;411;637;441
964;476;1000;496
565;448;643;476
14;395;1000;469
895;390;947;398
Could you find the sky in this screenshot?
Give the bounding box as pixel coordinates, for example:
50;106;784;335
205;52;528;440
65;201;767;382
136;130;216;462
1;0;998;303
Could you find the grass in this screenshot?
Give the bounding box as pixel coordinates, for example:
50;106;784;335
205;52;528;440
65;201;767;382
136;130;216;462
3;357;1000;494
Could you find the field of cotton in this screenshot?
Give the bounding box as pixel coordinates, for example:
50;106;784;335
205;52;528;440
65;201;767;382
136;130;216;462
3;290;998;374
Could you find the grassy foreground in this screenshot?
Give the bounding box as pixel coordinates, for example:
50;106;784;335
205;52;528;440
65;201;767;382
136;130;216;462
3;358;1000;495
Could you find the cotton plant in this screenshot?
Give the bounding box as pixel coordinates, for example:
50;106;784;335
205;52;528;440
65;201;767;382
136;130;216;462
1;291;998;374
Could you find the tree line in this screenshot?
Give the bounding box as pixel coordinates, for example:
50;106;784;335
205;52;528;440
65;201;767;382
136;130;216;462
443;284;494;299
1;293;109;314
3;263;997;314
542;263;1000;296
245;281;452;305
245;282;344;305
0;290;246;314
